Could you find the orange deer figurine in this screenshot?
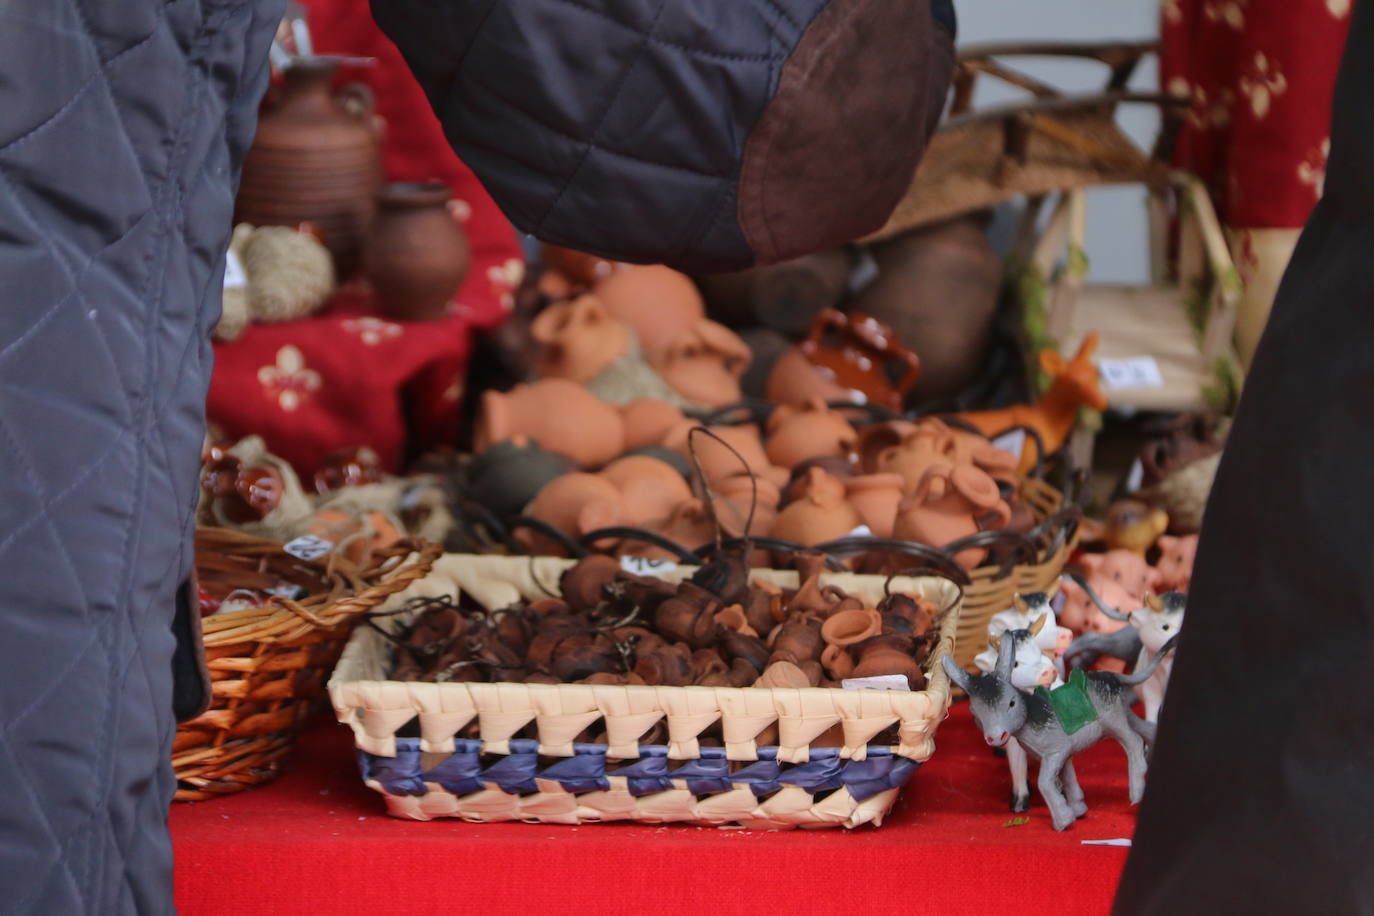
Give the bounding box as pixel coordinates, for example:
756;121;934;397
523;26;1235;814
954;334;1108;474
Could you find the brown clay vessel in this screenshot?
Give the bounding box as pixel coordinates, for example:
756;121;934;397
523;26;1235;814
474;378;625;468
364;181;471;321
530;294;632;383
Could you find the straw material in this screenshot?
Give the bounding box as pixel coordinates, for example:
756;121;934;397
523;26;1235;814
330;557;962;828
174;528;440;800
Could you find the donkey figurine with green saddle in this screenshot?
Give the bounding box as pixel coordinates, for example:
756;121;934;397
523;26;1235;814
943;633;1177;830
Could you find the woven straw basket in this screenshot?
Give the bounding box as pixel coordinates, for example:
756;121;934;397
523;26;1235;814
951;476;1079;670
330;554;963;829
174;528;440;801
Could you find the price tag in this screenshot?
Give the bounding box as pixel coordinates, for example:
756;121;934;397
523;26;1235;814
843;524;874;539
990;428;1027;459
1096;356;1164;391
284;535;334;562
841;675;912;691
620;556;678;577
223;249;247;290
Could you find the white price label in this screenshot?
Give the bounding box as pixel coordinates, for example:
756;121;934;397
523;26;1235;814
620;556;678;577
843;524;874;539
284;535;334;562
1096;356;1164;391
841;675;912;691
990;428;1027;459
223;249;247;290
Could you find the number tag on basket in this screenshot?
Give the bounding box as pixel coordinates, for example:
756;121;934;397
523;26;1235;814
844;524;874;539
284;535;334;562
1096;356;1164;391
990;428;1026;459
620;556;677;577
842;675;912;691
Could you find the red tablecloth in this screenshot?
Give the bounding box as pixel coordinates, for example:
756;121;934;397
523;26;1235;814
171;702;1134;915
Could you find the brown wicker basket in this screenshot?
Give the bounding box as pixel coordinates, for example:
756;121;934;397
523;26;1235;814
173;528;440;800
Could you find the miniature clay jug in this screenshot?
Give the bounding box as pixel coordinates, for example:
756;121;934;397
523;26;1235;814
467;436;577;520
820;607;883;648
873;421;960;492
593;265;706;358
635;497;717;557
530;294;632;383
764;398;858;469
844;473;905;539
771;467;864;546
619;398;687;451
522;473;626;551
599;455;691;527
663;421;785;487
894;464;1010;569
770;309;920;410
474;378;626;468
766;345;854;406
710;474;781;539
652;320;751;407
850;635;922;687
364;181;471;321
236;59;381;275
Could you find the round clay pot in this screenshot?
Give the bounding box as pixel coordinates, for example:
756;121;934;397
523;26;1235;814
363;181;471;321
752;660;812;689
236;59;381;275
654;597;720;650
893;464;1010;569
468;436;576;520
850;636;922;686
771;467;864;546
619;444;694;477
693;248;851;335
768;620;823;666
821;643;856;680
619;398;687;451
531;294;632;383
559;555;622;614
766;345;853;406
651;320;751;407
632;497;716;558
872;420;961;492
820;607;883;648
663;420;778;486
782;456;858;503
523;473;626;543
474;378;626;468
845;473;905;538
851;216;1001;403
764;398;858;469
599;455;691;526
710;473;781;539
593;265;705;358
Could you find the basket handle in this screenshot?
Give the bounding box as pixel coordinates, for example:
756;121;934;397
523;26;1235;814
812;536;973;586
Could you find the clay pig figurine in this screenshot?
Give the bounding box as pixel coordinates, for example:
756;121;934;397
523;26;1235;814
1153;534;1199;592
1078;549;1159;603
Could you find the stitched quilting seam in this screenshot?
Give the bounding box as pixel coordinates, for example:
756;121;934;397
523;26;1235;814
547;0;785;63
534;0;670;235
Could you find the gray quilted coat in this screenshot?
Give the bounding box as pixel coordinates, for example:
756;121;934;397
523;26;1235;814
0;1;281;912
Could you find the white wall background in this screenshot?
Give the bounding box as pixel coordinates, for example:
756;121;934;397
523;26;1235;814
955;2;1161;284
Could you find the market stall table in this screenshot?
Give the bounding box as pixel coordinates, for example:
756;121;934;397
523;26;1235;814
172;701;1134;915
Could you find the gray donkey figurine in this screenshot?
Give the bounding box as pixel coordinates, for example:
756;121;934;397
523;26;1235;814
943;633;1177;830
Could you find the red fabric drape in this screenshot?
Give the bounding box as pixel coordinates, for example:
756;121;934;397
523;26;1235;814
1161;0;1351;228
207;1;524;477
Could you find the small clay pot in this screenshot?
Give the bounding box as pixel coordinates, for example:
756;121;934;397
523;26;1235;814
768;620;823;666
620;398;688;451
771;467;864;546
634;642;695;686
893;464;1010;569
663;420;785;487
313;446;384;495
728;657;761;687
850;635;922;686
531;294;632;383
821;643;856;680
474;378;626;469
819;607;883;648
599;455;692;527
766;345;854;406
550;633;619;682
364;181;471;321
710;473;782;539
713;604;756;636
720;631;770;673
753;661;812;689
764;398;858;469
559;555;623;614
691;648;729;682
523;473;626;548
845;473;905;539
593;265;706;358
782;456;858;503
744;588;780;636
467;436;576;520
654;596;721;649
651;320;751;407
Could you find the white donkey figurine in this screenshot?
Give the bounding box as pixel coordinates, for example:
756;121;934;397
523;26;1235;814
986;617;1061;812
945;634;1175;830
974;592;1070;680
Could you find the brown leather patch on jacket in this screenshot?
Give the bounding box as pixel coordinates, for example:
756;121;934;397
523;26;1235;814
738;1;954;264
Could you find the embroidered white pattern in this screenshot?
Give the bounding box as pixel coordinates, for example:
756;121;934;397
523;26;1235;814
257;346;321;412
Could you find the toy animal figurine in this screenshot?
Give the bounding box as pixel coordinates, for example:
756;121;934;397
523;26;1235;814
1057;574;1135;639
974;593;1067;680
1091;499;1170;556
984;620;1062;813
954;334;1109;475
1154;534;1199;592
943;635;1174;831
1077;548;1159;602
1129;592;1186;722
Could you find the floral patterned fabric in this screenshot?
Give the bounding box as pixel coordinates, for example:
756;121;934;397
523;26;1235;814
206;1;525;478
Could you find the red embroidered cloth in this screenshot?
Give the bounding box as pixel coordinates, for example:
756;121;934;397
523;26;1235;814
208;0;524;478
1161;0;1351;229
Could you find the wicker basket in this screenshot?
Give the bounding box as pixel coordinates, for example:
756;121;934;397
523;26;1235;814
174;528;441;801
951;476;1079;669
329;554;963;829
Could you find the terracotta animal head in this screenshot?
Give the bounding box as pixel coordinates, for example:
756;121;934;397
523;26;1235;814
531;294;631;383
1040;333;1108;413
